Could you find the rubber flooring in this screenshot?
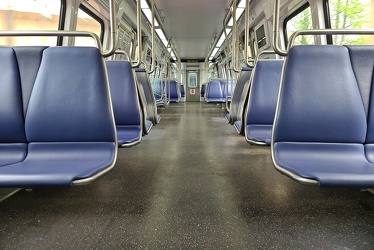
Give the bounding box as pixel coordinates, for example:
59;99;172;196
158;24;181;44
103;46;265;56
0;102;373;249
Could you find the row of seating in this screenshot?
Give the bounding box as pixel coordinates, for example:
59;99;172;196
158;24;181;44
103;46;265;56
136;68;161;131
0;46;117;187
151;79;182;104
204;79;235;103
225;67;253;132
272;45;374;187
224;45;374;188
225;58;282;145
166;80;182;103
0;44;166;188
245;60;283;144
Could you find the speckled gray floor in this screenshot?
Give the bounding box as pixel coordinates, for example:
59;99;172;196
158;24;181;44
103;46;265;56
0;102;373;249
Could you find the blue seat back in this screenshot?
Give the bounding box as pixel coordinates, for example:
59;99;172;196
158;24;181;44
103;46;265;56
345;46;374;144
273;46;367;144
246;60;283;125
152;80;163;100
106;61;141;127
0;48;27;143
165;80;180;102
228;67;252;124
201;84;206;97
25;47;116;142
135;68;159;125
205;80;223;102
13;46;48;114
180;84;186;97
220;79;234;99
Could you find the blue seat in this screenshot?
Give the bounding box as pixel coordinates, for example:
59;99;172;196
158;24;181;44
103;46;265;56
272;45;374;187
0;47;117;187
106;61;142;147
151;79;165;105
136;69;161;124
225;67;252;124
165;80;181;103
151;80;163;102
245;60;283;145
0;48;28;167
180;84;186;97
137;82;154;135
220;79;235;102
200;84;206;97
205;80;223;102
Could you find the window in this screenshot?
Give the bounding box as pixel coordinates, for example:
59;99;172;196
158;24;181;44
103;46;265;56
188;72;197;88
256;25;267;49
284;4;313;45
327;0;371;45
75;5;103;46
0;0;63;46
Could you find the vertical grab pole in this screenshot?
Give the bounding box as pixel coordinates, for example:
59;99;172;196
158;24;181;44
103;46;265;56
148;0;156;74
166;40;173;105
272;0;287;56
223;10;231;112
132;0;143;67
231;0;240;74
102;0;117;57
244;0;254;67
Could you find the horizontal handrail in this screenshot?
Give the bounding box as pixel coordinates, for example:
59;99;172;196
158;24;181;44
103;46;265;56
0;30;102;51
288;29;374;51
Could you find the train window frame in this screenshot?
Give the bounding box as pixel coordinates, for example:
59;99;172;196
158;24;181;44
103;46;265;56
0;0;66;46
323;0;333;44
324;0;371;45
76;4;104;45
283;2;311;47
57;0;67;46
188;72;198;88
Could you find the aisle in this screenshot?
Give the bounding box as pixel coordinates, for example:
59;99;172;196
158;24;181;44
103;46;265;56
0;102;373;249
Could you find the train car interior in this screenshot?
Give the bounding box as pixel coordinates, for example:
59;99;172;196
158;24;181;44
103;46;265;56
0;0;374;248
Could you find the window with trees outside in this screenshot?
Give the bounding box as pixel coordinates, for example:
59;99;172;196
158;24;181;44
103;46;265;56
284;4;313;45
327;0;373;45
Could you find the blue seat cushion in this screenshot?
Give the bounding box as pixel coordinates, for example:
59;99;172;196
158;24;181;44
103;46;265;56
234;121;242;134
145;120;153;134
273;142;374;187
117;125;142;147
170;97;180;103
0;144;27;167
206;97;224;102
0;142;116;187
246;125;272;145
364;144;374;163
225;114;231;123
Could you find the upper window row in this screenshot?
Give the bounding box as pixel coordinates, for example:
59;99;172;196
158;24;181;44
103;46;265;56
0;0;102;46
285;0;373;45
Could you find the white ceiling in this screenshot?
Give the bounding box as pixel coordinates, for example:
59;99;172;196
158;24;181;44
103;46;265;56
155;0;232;60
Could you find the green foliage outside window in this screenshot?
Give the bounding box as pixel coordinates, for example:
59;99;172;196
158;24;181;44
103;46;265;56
329;0;370;44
